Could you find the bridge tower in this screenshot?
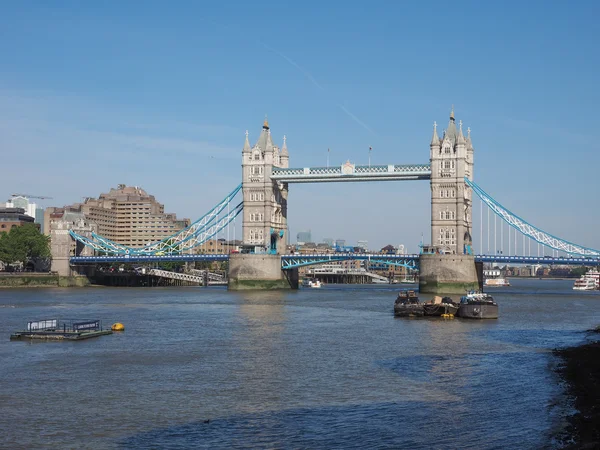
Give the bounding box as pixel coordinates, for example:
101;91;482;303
429;107;474;255
241;118;289;254
420;107;480;294
229;118;297;290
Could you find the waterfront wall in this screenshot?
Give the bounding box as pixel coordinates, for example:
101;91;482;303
419;254;479;294
0;274;90;288
228;254;298;290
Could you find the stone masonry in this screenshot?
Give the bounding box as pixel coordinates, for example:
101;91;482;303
241;118;289;254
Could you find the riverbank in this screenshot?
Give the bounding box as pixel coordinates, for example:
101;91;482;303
554;327;600;449
0;274;90;288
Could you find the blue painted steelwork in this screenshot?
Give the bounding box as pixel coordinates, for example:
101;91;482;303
280;253;419;270
466;178;600;257
69;184;242;255
271;164;431;183
475;255;600;266
69;252;600;267
70;254;229;264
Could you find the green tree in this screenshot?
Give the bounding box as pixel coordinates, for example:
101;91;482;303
0;224;50;265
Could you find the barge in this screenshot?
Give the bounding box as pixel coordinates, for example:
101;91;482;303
10;319;113;341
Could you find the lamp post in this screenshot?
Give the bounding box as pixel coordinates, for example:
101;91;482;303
327;148;330;168
368;146;372;167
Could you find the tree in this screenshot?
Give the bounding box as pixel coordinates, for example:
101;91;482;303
0;224;50;265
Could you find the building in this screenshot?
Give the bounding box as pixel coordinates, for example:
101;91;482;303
357;240;368;252
322;238;334;247
429;107;474;254
0;207;36;232
241;118;289;253
47;185;190;247
5;196;44;232
335;239;346;248
296;230;312;245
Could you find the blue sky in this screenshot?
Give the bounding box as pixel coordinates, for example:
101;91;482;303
1;0;598;252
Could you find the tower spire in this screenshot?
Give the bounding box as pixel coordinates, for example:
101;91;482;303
458;119;466;144
430;121;440;146
281;135;288;156
450;105;455;121
263;114;269;130
243;129;251;153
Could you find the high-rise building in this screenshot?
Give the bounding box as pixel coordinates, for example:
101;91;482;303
296;230;312;245
50;185;190;247
322;238;334;247
357;240;368;252
335;239;346;248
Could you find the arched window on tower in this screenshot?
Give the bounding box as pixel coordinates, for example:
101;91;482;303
444;145;450;154
253;152;260;161
444;161;451;169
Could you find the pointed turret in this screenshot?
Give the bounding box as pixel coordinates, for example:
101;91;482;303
280;135;289;168
243;130;251;153
430;121;440;147
266;129;274;153
466;126;473;149
457;119;466;144
445;105;457;146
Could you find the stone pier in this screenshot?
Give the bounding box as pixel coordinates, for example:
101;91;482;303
418;254;480;294
228;254;298;290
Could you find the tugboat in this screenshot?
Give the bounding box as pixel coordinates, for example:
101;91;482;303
457;291;498;319
394;290;424;317
422;296;459;317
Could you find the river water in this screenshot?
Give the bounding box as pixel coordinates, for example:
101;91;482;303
1;279;598;449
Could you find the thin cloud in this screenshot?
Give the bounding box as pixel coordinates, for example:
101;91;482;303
260;41;377;136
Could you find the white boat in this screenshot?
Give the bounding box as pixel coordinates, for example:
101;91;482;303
301;278;322;288
484;277;510;287
483;269;510;287
573;269;599;291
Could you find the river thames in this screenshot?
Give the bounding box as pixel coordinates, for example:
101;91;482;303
1;279;598;449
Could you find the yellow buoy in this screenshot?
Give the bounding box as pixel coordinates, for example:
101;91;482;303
111;322;125;331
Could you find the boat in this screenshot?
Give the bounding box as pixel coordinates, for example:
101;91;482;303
573;269;599;291
484;277;510;287
301;277;322;288
457;291;499;319
484;269;510;287
423;296;459;317
394;290;424;317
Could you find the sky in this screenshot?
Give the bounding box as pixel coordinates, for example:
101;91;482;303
1;0;599;252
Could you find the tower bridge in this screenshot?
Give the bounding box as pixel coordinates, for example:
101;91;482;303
66;108;600;292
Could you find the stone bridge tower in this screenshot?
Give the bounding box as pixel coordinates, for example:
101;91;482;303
241;118;289;254
429;107;474;255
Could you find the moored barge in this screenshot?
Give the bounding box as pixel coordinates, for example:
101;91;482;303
457;291;499;319
394;290;424;317
10;319;113;341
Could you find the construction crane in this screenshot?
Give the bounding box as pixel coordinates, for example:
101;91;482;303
11;194;54;200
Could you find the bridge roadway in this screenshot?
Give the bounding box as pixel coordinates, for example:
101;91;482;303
70;253;600;268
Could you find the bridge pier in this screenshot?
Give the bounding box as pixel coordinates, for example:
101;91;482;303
418;254;482;294
228;254;298;290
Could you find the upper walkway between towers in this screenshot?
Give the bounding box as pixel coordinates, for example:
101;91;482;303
270;163;431;183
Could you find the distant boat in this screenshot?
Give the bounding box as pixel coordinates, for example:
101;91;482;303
301;278;322;288
484;272;510;287
573;269;599;291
